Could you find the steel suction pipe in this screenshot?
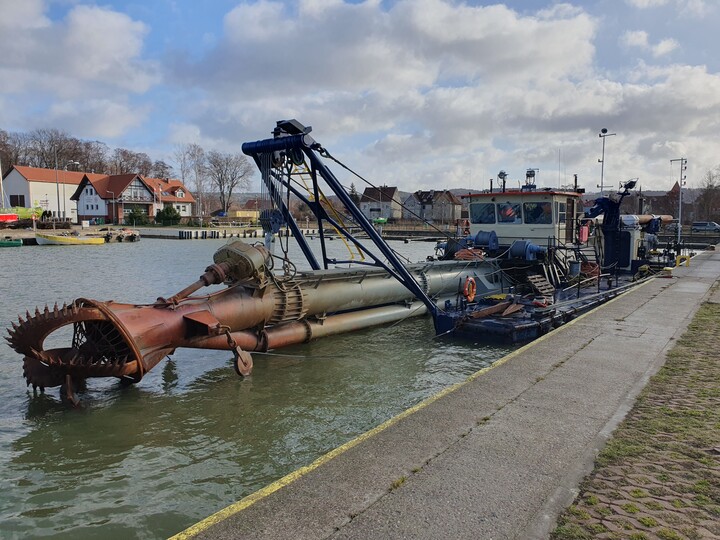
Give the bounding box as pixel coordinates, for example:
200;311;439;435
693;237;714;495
186;301;433;351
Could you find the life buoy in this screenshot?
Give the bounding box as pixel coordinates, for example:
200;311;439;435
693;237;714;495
463;277;477;302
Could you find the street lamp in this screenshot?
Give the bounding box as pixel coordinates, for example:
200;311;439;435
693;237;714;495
63;160;80;221
597;128;616;196
108;190;115;225
670;158;687;244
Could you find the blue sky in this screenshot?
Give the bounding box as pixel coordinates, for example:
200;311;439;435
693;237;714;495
1;0;718;194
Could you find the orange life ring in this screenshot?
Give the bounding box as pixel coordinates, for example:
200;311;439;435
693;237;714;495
463;276;477;302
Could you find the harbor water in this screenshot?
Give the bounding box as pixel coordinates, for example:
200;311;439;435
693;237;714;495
0;237;514;539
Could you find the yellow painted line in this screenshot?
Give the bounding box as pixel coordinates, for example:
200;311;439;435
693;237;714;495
170;279;653;539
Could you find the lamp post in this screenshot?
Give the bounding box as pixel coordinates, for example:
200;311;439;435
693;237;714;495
670;158;687;244
597;128;616;196
54;149;60;220
63;160;80;221
108;191;115;225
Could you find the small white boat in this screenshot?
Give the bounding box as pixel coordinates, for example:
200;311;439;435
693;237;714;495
35;232;106;246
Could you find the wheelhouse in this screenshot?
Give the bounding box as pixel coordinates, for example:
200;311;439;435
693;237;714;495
464;189;584;247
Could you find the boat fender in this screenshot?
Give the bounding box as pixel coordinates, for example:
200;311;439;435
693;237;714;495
463;277;477;302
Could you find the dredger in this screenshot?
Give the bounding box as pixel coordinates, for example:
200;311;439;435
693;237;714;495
7;120;505;403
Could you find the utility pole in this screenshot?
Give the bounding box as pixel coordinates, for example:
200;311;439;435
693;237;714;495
598;128;616;196
670;158;687;244
54;149;60;220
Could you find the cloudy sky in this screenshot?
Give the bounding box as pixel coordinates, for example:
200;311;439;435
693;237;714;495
1;0;718;194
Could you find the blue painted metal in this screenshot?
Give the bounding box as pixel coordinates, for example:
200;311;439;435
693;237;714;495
241;120;441;327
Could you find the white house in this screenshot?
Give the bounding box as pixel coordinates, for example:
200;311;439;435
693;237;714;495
403;190;463;223
73;174;195;224
2;165;105;220
4;165;195;224
359;186;402;221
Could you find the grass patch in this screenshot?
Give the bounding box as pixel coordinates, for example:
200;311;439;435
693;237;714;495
389;476;406;491
638;516;659;527
553;301;720;540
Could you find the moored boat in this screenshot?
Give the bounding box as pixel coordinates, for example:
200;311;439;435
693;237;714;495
35;232;105;246
0;236;22;247
0;212;19;223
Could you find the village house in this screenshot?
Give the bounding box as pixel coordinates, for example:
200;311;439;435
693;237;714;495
402;190;463;224
2;165;194;224
359;186;402;221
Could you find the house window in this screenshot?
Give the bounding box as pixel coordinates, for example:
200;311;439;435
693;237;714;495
9;195;25;207
176;190;184;198
182;205;186;212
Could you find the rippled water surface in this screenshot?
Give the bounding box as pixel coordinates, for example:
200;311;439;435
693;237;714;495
0;237;513;539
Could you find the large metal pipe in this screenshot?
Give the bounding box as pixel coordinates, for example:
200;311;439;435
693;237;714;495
8;249;501;390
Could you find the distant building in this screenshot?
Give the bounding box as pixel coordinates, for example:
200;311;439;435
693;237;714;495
359;186;401;221
73;174;195;224
403;190;462;223
4;165;195;224
2;165;104;221
230;198;273;223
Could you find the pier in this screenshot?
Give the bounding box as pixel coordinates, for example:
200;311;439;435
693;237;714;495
174;247;719;540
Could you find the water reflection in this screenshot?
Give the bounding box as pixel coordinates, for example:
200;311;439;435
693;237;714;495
0;239;513;538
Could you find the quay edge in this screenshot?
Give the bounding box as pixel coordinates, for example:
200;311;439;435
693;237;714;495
173;246;720;540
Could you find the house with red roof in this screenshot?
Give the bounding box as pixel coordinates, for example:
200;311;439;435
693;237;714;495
2;165;106;220
2;165;195;224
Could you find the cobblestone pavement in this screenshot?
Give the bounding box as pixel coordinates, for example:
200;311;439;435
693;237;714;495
552;297;720;540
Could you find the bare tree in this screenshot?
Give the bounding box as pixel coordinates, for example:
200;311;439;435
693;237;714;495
151;159;174;179
110;148;152;175
27;128;79;168
78;140;110;174
173;143;208;215
172;144;192;184
205;151;253;213
695;166;720;221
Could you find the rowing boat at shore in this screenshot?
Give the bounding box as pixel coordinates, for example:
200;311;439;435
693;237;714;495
35;232;105;245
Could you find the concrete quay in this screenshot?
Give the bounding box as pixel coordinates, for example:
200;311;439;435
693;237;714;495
176;249;720;540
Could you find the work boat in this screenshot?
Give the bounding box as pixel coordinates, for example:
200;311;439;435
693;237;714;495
6;120;672;405
433;173;675;343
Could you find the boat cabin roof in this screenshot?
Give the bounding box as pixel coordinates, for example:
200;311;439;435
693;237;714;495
462;189;582;201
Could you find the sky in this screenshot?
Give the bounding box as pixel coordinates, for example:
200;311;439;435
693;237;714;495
1;0;718;194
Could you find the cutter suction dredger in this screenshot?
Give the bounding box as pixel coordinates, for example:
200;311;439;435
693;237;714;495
8;240;493;397
7;119;507;402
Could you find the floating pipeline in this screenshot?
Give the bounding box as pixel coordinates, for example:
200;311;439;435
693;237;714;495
6;240;503;400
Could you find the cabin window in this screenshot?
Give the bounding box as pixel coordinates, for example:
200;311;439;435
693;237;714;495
523;202;552;225
556;202;566;224
497;202;523;224
469;203;496;224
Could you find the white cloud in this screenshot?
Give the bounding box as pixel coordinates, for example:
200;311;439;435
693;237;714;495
625;0;669;7
622;30;650;48
652;38;679;57
0;1;158;137
47;99;149;139
620;30;678;58
625;0;710;16
0;0;50;29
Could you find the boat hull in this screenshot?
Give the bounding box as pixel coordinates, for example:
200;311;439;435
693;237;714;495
0;239;22;247
35;233;105;246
